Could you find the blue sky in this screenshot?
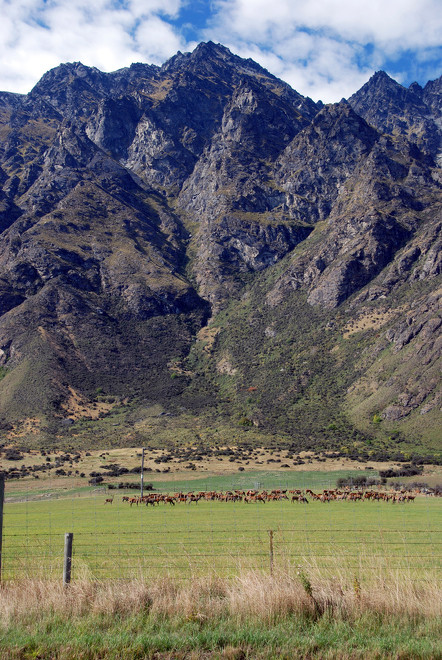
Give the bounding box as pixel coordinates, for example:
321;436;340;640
0;0;440;102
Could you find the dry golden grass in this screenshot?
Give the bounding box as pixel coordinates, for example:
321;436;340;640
0;444;407;475
59;386;117;420
3;443;441;497
1;559;440;626
342;307;407;338
197;325;221;354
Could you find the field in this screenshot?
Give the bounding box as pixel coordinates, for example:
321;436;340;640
1;463;441;658
3;472;441;582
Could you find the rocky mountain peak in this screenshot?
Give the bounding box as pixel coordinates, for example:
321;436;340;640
423;74;442;117
0;45;440;454
191;40;233;59
160;41;231;73
350;70;424;111
30;61;108;95
367;69;398;85
349;69;441;159
409;81;424;95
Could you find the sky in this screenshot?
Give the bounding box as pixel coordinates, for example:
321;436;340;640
0;0;441;103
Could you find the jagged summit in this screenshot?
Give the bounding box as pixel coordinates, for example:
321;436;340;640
161;41;234;71
0;45;440;453
190;40;233;58
349;70;418;104
367;69;397;83
349;68;441;158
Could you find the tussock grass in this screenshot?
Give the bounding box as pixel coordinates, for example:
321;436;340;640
0;560;440;658
1;561;440;624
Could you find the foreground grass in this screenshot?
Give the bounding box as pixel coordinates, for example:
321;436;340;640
0;571;440;659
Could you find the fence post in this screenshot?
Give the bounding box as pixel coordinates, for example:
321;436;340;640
140;447;145;499
0;474;4;583
268;529;274;576
63;533;73;586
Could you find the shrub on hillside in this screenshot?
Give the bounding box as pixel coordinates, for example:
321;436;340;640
336;476;381;488
107;482;154;490
4;449;23;461
88;476;104;485
379;465;423;478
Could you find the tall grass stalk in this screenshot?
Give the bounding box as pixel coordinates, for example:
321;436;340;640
1;565;440;659
1;558;440;625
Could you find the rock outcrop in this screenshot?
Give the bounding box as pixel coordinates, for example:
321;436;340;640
0;44;440;452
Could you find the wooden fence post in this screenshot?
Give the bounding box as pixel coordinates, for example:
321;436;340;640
0;475;4;583
63;533;73;586
268;529;274;577
140;447;145;499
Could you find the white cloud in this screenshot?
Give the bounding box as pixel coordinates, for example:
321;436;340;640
211;0;442;49
127;0;183;18
205;0;442;100
0;0;439;100
0;0;188;93
135;15;186;62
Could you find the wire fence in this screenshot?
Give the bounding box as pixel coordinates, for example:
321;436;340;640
1;478;441;583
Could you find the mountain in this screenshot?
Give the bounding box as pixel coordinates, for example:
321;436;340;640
0;43;440;458
348;70;442;161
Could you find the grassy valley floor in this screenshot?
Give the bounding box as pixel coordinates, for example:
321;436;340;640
1;456;440;658
0;573;441;659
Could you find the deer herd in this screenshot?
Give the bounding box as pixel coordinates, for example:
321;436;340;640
107;487;419;506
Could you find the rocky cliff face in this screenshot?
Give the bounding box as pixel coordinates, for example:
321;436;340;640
268;101;440;309
349;71;442;163
0;43;440;454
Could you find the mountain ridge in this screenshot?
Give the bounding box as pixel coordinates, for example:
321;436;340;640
0;43;440;457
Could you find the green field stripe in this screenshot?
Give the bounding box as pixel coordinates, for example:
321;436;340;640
4;527;441;532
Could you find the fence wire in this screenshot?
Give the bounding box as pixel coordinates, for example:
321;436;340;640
2;481;441;582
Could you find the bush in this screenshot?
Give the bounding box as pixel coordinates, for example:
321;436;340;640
336;476;381;488
4;449;23;461
379;465;423;478
88;476;104;485
109;482;154;490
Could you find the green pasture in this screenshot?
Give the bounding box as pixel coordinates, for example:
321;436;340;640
143;469;380;493
3;485;441;582
5;469;380;502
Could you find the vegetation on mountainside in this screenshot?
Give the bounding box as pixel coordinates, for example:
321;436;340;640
0;47;440;459
183;245;441;458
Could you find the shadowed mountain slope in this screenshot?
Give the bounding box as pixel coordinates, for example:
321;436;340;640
0;45;440;456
